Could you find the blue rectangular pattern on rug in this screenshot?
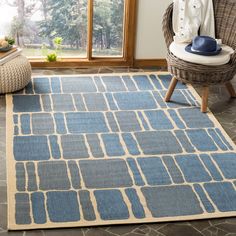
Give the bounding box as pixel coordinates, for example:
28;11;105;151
7;73;236;230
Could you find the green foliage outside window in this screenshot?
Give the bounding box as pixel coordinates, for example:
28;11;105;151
2;0;124;57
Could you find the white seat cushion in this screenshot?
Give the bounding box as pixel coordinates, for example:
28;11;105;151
169;42;234;66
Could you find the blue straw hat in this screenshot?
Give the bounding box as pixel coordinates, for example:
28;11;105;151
185;36;222;56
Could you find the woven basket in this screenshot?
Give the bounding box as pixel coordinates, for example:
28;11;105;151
0;55;32;94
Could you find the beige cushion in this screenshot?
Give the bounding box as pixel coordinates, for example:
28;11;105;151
169;42;234;66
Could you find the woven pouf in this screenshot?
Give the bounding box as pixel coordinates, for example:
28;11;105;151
0;55;32;94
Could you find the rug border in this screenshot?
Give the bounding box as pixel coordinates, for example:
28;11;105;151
6;72;236;230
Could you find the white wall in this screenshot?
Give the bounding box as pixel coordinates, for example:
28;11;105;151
135;0;172;59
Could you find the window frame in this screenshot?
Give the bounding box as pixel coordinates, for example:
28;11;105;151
30;0;137;68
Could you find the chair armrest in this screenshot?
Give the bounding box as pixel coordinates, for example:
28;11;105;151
162;3;175;49
231;50;236;64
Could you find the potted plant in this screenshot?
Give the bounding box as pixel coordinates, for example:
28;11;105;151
0;36;15;52
45;37;63;62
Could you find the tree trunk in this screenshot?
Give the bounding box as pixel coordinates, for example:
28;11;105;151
100;29;103;50
17;0;25;47
105;26;111;49
41;0;48;21
76;40;79;49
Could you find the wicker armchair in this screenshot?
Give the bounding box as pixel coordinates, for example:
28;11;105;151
162;0;236;112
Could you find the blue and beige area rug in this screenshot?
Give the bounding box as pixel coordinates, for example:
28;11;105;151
6;72;236;230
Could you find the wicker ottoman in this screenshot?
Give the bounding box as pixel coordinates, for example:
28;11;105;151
0;55;32;94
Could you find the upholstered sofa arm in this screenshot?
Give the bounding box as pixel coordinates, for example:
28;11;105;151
162;3;175;50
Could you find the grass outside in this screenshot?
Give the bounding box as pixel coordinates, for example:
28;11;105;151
22;47;123;58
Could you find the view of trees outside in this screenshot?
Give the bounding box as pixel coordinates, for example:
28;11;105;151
0;0;125;58
93;0;124;57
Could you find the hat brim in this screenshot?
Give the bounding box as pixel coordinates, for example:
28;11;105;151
185;44;222;56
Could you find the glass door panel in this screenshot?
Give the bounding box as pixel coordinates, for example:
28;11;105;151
92;0;125;57
0;0;88;58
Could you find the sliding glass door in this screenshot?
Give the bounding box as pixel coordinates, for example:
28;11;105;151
0;0;136;65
